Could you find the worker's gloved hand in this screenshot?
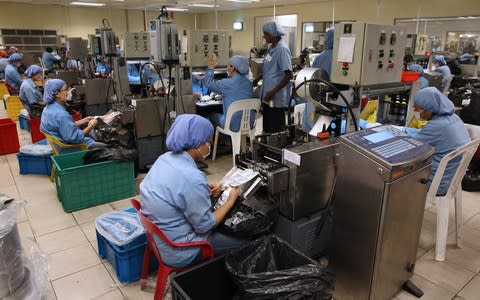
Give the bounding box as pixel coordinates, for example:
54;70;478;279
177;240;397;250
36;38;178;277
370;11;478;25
208;53;217;69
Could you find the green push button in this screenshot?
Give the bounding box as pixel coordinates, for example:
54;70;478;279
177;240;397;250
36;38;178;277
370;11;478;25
342;70;348;76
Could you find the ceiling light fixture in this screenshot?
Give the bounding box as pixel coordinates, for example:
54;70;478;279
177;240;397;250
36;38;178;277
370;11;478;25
188;3;219;8
165;7;189;11
70;1;106;7
226;0;259;3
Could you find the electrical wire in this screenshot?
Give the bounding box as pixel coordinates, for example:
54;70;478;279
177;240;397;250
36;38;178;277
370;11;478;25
292;78;359;131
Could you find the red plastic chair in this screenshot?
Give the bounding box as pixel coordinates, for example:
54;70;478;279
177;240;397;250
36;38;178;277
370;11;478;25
130;199;214;299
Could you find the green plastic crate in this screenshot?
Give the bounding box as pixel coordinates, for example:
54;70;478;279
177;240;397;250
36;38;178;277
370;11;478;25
52;151;135;212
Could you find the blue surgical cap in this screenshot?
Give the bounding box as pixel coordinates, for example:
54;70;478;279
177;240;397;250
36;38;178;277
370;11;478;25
8;53;22;63
414;87;454;116
166;114;214;152
432;55;446;65
409;64;424;75
263;21;286;37
25;65;43;78
324;28;335;50
229;55;249;75
43;79;66;104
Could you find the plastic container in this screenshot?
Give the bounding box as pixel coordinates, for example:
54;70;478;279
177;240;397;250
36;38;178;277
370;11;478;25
16;153;52;175
96;229;158;283
401;71;421;82
51;151;135;212
5;96;24;121
0;118;20;155
136;135;165;170
18;114;30;131
28;117;45;143
171;256;238;300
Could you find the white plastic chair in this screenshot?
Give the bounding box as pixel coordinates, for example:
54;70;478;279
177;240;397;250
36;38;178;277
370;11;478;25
212;98;261;163
427;138;480;261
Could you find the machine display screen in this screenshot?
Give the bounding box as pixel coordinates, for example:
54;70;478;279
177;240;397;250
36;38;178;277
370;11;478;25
364;131;395;144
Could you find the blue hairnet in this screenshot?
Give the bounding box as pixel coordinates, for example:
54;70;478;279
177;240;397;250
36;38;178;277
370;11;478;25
8;53;22;63
414;87;454;116
324;29;334;50
24;65;42;77
263;21;286;37
43;79;66;104
166;114;214;152
432;55;446;65
409;64;424;74
229;55;249;75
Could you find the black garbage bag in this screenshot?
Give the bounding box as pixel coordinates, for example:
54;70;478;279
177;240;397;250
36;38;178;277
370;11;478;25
225;235;335;300
94;118;135;148
83;145;138;165
463;160;480;192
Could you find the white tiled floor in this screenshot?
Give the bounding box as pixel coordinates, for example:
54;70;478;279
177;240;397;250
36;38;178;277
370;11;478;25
2;105;480;299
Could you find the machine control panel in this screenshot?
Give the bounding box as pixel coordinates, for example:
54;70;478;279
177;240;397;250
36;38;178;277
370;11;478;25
342;125;433;165
123;32;150;58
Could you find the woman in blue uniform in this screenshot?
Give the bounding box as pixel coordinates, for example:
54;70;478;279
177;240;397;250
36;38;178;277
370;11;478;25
140;114;247;268
312;28;334;77
5;53;23;94
203;54;254;131
407;87;470;195
260;21;293;133
408;64;429;90
19;65;44;115
432;55;451;91
40;79;103;149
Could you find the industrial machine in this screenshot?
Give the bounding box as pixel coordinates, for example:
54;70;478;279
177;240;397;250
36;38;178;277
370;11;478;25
331;125;434;300
234;132;338;258
123;32;150;59
184;30;230;68
149;18;180;64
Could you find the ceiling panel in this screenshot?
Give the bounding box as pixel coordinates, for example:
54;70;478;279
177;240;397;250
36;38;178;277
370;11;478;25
0;0;326;12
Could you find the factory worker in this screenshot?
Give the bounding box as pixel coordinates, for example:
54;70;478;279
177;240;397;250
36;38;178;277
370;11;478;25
261;21;293;133
431;55;451;91
5;53;23;94
141;64;160;85
40;79;104;149
203;54;254;132
42;47;61;73
19;65;44;114
0;50;8;80
140;114;247;267
408;64;429;90
406;87;470;196
66;51;82;71
312;28;334;77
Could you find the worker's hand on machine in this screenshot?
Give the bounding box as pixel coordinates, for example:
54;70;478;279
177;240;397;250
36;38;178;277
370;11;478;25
75;116;94;127
209;183;223;198
208;53;217;69
228;187;241;203
87;118;98;128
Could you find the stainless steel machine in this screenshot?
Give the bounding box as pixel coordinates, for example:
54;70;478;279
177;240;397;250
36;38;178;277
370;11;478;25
331;125;434;300
235;132;338;257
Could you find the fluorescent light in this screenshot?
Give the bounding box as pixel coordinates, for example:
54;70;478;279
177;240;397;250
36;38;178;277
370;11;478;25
188;3;219;7
305;25;314;33
226;0;259;2
70;1;106;6
165;7;189;11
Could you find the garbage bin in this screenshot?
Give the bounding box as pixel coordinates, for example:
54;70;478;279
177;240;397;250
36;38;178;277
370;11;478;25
225;235;334;300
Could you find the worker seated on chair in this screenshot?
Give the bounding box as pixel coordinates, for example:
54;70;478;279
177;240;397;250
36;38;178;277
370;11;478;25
19;65;44;117
405;87;470;196
5;53;23;95
40;79;105;149
203;54;255;133
140;114;248;268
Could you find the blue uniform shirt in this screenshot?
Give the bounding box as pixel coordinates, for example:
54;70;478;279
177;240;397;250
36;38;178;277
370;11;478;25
435;65;451;90
408;114;470;195
140;151;216;267
417;76;429;89
0;58;7;80
40;101;94;147
203;69;254;131
42;51;60;72
19;78;42;107
66;59;82;70
312;29;334;76
5;63;22;89
261;40;292;108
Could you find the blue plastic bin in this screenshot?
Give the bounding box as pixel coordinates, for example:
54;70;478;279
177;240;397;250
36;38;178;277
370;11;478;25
17;153;52;175
96;222;158;283
18;114;30;131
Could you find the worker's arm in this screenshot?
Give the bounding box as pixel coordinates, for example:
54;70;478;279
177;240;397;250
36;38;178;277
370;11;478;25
82;118;98;136
212;187;240;226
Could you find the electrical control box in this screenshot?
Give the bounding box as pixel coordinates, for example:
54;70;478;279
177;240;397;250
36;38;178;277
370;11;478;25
123;32;150;58
331;23;407;85
96;28;117;57
149;19;180;63
185;30;229;67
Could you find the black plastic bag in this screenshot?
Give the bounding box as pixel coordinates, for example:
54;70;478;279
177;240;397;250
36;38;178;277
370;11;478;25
225;235;334;300
463;160;480;192
83;145;138;165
